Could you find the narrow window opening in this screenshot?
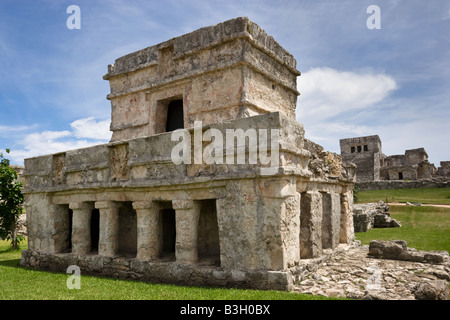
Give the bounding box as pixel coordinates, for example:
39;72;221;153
351;146;355;153
357;145;362;153
364;145;368;151
165;99;184;132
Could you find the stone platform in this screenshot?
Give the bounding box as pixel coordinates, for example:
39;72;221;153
295;242;449;300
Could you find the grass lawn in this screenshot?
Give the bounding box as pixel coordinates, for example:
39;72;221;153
355;205;450;253
0;239;339;300
356;187;450;205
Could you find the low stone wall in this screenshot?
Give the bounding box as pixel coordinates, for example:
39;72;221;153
20;249;292;291
357;179;450;191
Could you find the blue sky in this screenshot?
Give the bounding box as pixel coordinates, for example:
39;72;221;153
0;0;449;167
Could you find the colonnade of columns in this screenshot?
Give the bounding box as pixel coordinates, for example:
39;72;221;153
69;199;202;264
66;189;353;265
299;190;354;259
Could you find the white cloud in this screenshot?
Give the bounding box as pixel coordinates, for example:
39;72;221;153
70;117;111;140
295;67;399;155
5;118;111;165
0;124;37;135
297;67;398;121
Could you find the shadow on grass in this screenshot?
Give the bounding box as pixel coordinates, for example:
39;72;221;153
0;258;22;268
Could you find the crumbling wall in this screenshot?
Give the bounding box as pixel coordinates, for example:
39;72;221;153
353;201;401;232
438;161;450;177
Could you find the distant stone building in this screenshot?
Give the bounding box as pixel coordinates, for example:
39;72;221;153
339;135;383;182
20;17;356;291
340;135;448;186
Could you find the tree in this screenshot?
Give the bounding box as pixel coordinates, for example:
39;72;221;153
0;149;24;250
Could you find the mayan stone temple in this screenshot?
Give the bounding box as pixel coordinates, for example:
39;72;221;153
20;17;356;291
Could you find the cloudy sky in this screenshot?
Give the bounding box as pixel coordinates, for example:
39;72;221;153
0;0;449;166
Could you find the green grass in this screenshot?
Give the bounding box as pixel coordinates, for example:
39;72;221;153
355;205;450;252
356;187;450;205
0;240;339;300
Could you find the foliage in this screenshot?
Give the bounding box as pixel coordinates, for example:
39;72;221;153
0;149;24;250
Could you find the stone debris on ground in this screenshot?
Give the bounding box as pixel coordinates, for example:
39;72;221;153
294;241;449;300
353;201;401;232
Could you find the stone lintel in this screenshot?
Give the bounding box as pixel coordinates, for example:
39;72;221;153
95;201;122;210
132;201;154;210
69;202;94;210
172;199;194;210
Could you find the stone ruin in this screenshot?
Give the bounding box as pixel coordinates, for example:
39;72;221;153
353;201;401;233
20;17;356;291
340;135;449;190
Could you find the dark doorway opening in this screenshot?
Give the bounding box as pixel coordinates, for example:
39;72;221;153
68;209;73;252
90;209;100;253
398;172;403;180
118;202;137;258
197;200;221;266
165;99;184;132
161;208;176;260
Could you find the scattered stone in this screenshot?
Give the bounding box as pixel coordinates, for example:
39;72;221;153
413;280;449;300
295;243;449;300
353;201;401;232
368;240;449;264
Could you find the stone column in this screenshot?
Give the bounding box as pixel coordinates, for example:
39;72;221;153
69;202;94;254
132;201;161;261
321;193;341;250
172;199;200;264
300;191;323;259
96;201;121;257
257;178;300;270
340;192;355;244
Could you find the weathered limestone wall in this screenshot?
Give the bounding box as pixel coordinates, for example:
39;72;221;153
20;249;294;291
25;193;70;253
22;111;355;290
104;17;300;142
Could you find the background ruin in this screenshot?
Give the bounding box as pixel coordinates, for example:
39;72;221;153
340;135;449;190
